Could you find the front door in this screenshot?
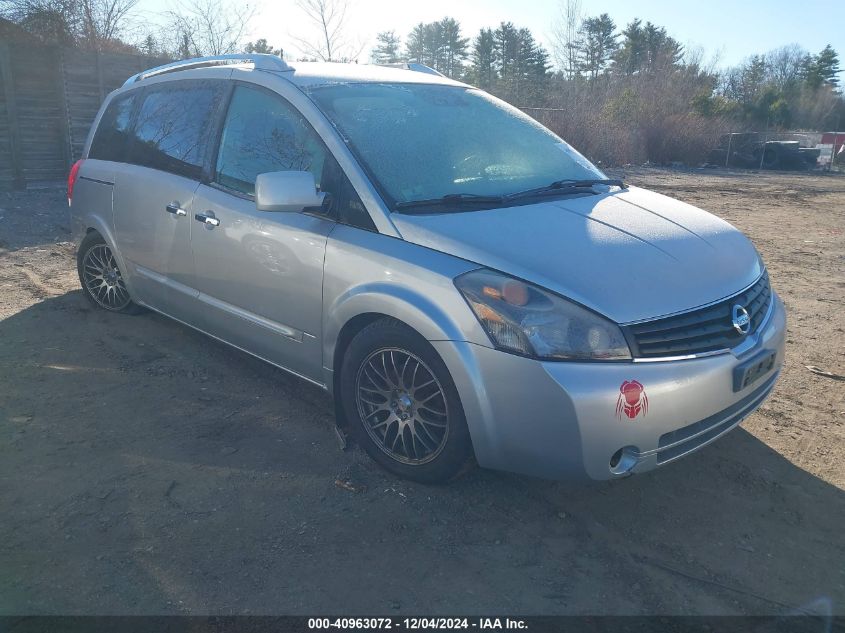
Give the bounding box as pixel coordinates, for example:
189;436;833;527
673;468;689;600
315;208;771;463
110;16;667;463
189;84;338;383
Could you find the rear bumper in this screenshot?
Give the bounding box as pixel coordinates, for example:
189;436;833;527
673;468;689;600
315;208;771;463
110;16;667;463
432;292;786;481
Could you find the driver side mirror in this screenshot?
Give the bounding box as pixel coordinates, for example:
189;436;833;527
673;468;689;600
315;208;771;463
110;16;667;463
255;171;326;213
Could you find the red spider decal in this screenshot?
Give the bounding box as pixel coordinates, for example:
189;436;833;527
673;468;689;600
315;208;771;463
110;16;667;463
616;380;648;420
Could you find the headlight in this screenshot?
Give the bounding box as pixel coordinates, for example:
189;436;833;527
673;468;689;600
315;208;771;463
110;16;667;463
455;269;631;361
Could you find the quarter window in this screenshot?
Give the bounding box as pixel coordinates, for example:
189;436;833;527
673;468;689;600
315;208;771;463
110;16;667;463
89;91;137;162
320;156;376;231
215;86;328;196
127;82;224;179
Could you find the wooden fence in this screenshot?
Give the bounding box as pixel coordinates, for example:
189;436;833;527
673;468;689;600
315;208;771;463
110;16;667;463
0;39;167;190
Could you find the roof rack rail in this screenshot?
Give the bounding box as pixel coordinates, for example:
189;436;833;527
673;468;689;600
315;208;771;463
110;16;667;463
123;54;292;87
377;62;445;77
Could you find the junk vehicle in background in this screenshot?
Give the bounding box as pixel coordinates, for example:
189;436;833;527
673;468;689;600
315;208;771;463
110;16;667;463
708;132;821;170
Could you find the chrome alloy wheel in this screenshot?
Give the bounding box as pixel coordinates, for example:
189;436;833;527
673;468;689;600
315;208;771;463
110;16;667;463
355;348;450;465
82;243;131;310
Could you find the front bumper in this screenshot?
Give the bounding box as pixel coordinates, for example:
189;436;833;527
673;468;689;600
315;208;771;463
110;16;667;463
432;292;786;481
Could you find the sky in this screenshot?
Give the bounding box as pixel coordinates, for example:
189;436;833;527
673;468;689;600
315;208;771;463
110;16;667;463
139;0;845;77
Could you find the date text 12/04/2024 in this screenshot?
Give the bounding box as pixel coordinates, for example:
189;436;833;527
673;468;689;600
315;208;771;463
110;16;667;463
307;618;528;630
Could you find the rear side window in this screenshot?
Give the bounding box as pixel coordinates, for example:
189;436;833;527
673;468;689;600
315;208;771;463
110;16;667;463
215;85;328;196
127;82;224;179
89;92;137;162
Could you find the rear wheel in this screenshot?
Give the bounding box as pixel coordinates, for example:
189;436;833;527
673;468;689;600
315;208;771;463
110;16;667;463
340;318;473;483
77;232;142;314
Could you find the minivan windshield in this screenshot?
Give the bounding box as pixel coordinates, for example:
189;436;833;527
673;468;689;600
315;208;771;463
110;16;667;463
308;83;606;210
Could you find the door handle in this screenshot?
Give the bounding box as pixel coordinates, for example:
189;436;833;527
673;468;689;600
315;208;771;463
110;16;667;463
165;202;187;216
194;212;220;227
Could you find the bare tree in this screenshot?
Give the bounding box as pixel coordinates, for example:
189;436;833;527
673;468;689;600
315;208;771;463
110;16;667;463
551;0;581;79
79;0;138;49
291;0;362;62
764;44;808;91
1;0;138;49
164;0;254;57
0;0;78;43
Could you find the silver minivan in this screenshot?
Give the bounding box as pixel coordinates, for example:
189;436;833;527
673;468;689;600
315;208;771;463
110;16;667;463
69;54;786;483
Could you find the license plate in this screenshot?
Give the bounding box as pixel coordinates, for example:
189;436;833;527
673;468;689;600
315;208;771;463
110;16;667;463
733;350;776;392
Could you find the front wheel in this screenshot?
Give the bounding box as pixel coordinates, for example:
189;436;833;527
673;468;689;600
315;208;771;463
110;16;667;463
339;319;473;483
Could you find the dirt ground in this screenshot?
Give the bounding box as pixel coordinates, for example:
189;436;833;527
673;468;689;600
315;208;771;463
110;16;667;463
1;168;843;616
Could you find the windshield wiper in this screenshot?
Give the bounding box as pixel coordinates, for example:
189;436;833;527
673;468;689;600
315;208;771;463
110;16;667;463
393;180;626;212
504;178;627;202
394;193;505;211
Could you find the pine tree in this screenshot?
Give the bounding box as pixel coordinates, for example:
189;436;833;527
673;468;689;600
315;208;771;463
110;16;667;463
642;22;683;71
177;32;193;59
724;54;767;106
245;38;282;56
489;22;549;103
612;19;644;75
404;18;468;77
141;34;157;57
493;22;519;81
372;30;402;64
613;19;682;74
438;17;468;78
576;13;618;79
469;28;496;90
405;23;429;65
805;44;840;89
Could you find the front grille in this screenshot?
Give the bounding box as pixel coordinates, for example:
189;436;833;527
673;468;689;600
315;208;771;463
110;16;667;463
625;271;771;359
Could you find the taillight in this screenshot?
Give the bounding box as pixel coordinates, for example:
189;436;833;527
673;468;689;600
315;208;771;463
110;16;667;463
67;159;84;206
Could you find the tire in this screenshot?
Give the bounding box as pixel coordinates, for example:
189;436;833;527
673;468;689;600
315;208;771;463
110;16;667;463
339;318;474;483
77;232;143;314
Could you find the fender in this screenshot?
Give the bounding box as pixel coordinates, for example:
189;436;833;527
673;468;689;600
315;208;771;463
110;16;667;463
76;210;140;301
322;281;507;468
323;280;481;376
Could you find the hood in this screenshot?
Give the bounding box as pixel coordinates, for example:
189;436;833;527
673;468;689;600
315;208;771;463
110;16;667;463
391;186;763;324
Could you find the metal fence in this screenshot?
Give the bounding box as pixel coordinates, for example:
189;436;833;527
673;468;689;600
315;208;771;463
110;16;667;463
0;38;167;190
